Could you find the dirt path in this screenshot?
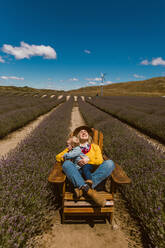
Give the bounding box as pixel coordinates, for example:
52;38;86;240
29;98;144;248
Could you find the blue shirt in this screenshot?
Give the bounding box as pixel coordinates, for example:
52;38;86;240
63;146;88;169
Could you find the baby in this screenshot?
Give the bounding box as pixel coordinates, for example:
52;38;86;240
63;136;94;187
63;136;89;170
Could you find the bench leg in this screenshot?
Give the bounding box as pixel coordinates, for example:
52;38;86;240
107;212;114;224
61;210;64;224
60;182;66;224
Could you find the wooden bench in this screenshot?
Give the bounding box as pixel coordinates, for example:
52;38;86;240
48;128;131;224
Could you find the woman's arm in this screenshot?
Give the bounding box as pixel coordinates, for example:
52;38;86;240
56;148;69;162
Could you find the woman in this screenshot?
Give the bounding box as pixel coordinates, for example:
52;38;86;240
56;126;115;207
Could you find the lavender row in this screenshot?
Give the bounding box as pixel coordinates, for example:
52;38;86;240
87;96;165;143
0;94;58;115
78;98;165;248
0;97;74;247
0;96;66;138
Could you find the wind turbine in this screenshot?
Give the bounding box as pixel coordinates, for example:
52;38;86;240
100;72;106;96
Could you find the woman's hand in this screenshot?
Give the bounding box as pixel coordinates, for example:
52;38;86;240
77;156;89;167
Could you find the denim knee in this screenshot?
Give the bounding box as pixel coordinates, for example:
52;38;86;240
104;160;115;173
62;160;72;171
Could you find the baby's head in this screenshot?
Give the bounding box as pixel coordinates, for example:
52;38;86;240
67;136;80;150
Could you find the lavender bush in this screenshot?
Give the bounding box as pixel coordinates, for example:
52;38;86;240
78;97;165;248
87;96;165;143
0;95;66;138
0;97;74;247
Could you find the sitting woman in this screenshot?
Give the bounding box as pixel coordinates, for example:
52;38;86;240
56;126;115;207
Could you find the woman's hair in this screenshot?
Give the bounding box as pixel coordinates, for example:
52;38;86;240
87;135;92;144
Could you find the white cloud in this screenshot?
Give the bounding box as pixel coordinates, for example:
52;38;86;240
88;81;97;85
69;78;79;81
105;81;113;84
94;77;102;81
2;41;57;60
151;57;165;66
0;56;5;63
84;49;91;54
141;59;149;65
0;76;24;80
141;57;165;66
86;77;102;81
133;74;145;79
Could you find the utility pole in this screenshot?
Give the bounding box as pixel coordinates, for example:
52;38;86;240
100;73;106;96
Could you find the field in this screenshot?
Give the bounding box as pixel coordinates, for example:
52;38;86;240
0;97;74;247
86;95;165;143
68;76;165;96
0;94;66;138
78;97;165;248
0;89;164;248
0;85;64;97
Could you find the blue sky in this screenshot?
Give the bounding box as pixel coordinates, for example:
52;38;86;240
0;0;165;90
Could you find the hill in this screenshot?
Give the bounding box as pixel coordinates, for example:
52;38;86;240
0;85;64;96
67;76;165;96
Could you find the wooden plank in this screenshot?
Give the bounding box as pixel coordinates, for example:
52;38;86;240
64;207;114;214
64;191;113;200
103;155;131;184
48;162;66;183
99;131;103;153
112;163;131;184
64;200;114;207
93;129;98;144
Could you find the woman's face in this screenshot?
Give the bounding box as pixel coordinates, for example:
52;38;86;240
78;129;89;142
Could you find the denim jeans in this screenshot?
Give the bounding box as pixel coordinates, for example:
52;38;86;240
81;164;94;180
62;160;115;189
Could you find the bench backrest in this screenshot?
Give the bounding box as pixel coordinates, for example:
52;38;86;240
92;128;103;153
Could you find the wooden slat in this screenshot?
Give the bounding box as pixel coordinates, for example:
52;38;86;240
92;129;98;144
64;200;114;207
64;207;114;214
64;191;113;201
112;163;131;184
99;131;103;153
48;162;66;183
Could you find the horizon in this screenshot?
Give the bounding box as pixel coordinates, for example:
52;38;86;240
0;0;165;90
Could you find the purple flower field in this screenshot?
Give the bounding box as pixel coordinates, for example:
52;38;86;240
87;96;165;144
78;97;165;248
0;97;74;247
0;95;66;138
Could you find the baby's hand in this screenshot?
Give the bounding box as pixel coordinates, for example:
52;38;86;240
67;144;72;151
86;157;90;162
